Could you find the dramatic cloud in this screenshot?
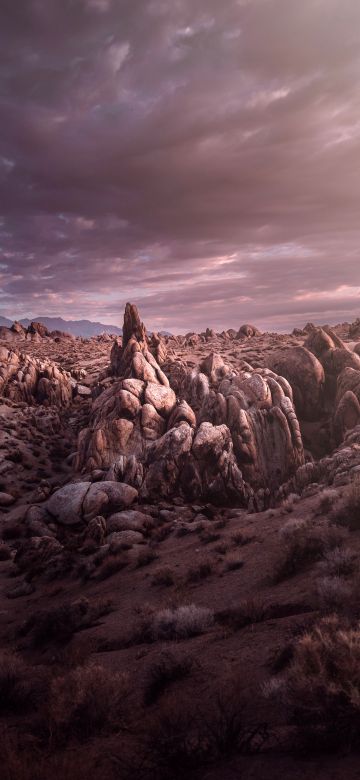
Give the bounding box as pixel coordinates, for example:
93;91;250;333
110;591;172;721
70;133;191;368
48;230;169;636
1;0;360;331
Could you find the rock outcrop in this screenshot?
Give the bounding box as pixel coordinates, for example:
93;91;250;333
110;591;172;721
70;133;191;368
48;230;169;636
0;346;73;406
75;303;304;506
266;346;325;421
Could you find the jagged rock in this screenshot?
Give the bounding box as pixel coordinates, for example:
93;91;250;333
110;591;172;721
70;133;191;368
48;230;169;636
45;480;137;524
266;346;325;421
354;343;360;357
334;391;360;444
105;454;144;488
0;346;73;406
82;481;138;520
142;422;194;499
106;509;151;534
237;324;261;338
0;491;15;506
168;400;197;429
141;403;166;440
199;353;229;384
84;516;106;546
47;482;91;525
28;321;50;338
150;332;167;365
144;383;176;416
107;529;144;546
304;326;347;358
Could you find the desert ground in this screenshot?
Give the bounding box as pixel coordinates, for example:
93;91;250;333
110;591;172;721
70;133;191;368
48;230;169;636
1;306;360;779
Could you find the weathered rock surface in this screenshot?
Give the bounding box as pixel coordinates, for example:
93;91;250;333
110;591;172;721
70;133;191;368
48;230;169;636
266;346;325;421
0;346;73;406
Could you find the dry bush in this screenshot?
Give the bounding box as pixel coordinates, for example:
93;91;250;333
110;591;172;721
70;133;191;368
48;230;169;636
136;548;158;568
151;604;214;641
318;488;339;514
318;546;357;577
273;517;346;582
21;597;112;647
332;477;360;531
1;731;108;780
0;542;11;560
133;686;267;778
48;662;128;743
96;553;127;581
264;615;360;749
317;576;353;613
151;566;175;587
0;651;42;714
224;554;244;572
186;558;213;583
143;650;194;705
216;598;266;631
230;530;253;546
199;530;221;545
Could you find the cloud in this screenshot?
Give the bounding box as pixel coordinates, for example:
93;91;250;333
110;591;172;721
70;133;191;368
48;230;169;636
0;0;359;331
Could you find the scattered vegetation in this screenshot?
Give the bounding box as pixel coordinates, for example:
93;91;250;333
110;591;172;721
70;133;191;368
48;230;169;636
143;650;194;705
136;548;158;568
332;477;360;531
317;576;353;613
20;597;112;647
318;546;357;578
264;616;360;750
273;517;346;582
0;651;41;714
216;598;266;631
224;554;244;571
0;542;11;561
152;566;175;587
48;663;128;743
186;558;213;582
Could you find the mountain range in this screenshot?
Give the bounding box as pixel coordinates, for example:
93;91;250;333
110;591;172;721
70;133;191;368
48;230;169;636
0;315;123;337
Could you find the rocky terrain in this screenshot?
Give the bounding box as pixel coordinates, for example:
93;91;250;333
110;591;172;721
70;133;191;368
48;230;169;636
2;307;360;779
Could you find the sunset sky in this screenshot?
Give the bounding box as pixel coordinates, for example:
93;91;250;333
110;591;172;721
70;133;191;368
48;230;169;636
1;0;360;333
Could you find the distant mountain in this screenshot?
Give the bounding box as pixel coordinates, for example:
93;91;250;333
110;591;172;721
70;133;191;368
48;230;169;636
0;314;173;338
1;315;123;337
0;316;14;328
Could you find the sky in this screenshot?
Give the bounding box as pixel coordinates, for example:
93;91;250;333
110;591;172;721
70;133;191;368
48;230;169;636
1;0;360;333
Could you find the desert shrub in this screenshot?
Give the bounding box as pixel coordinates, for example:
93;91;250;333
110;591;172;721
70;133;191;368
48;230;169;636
264;616;360;749
150;604;214;642
0;542;11;561
230;530;253;546
199;530;221;545
332;478;360;530
318;546;357;577
152;566;175;587
186;558;213;582
96;553;127;581
21;597;112;647
216;598;266;631
143;650;193;705
214;541;229;555
48;663;128;742
136;548;158;568
224;554;244;571
318;487;339;514
138;687;267;778
281;493;300;513
0;651;41;713
317;576;352;613
273;517;346;582
1;731;106;780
